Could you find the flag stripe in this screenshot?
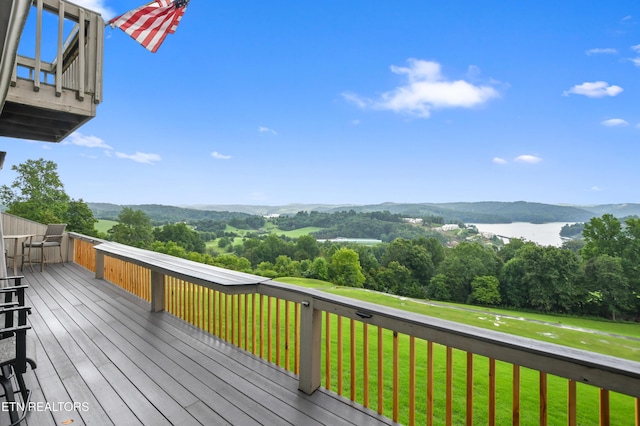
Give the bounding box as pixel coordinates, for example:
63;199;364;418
109;0;187;53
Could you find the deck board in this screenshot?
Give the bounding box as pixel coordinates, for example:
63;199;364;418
0;263;393;426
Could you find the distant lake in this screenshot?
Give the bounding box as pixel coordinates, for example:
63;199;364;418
470;222;576;247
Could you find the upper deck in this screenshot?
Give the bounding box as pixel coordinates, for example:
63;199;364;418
0;0;103;142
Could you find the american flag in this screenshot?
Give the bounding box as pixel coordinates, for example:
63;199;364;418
109;0;189;53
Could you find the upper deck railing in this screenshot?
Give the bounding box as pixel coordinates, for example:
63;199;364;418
65;232;640;426
0;0;104;142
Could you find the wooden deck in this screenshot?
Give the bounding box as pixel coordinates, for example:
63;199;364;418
2;263;393;425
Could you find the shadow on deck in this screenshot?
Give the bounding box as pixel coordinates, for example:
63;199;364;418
3;263;392;425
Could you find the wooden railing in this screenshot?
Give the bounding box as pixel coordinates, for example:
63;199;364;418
68;234;640;426
12;0;104;103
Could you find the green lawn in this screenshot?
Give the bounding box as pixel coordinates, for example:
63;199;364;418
269;278;638;425
95;219;117;234
276;277;640;360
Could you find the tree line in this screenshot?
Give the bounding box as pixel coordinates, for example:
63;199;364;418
3;159;637;321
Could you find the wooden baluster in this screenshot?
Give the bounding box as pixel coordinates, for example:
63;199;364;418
466;352;473;426
325;312;331;390
393;331;399;423
363;323;369;408
489;358;496;426
285;300;290;371
295;302;300;375
378;326;384;415
337;315;343;396
568;380;577;426
427;341;434;426
446;346;453;426
513;365;520;426
276;298;281;366
540;372;547;426
350;318;356;401
410;336;416;426
600;389;610;426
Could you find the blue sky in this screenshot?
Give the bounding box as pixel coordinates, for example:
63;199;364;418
3;0;639;207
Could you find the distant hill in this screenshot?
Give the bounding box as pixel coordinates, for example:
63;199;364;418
89;201;639;225
88;203;251;224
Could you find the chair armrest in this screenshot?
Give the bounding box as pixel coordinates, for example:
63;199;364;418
0;285;29;293
0;306;31;315
0;324;31;334
0;276;25;282
0;302;19;309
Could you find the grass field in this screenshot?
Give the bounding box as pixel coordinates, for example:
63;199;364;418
95;219;117;234
270;277;639;425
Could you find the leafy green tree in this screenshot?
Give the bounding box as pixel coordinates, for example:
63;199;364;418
376;261;422;297
426;274;451;301
329;248;365;288
382;238;435;286
516;245;583;313
109;208;154;248
499;257;529;308
309;257;329;281
581;214;624;260
294;235;320;260
583;255;631;320
1;158;69;223
469;276;502;306
153;222;205;253
435;242;502;303
0;158;97;234
66;199;98;236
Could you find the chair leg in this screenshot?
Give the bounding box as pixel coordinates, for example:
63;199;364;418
0;365;19;425
58;244;64;267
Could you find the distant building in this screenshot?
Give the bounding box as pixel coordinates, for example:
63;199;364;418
263;214;281;218
402;218;423;224
316;237;382;244
439;224;459;231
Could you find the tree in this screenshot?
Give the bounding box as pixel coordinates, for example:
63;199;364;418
0;158;97;234
469;276;502;306
583;255;631;320
581;214;624;260
382;238;435;286
108;208;154;248
516;245;583;313
435;242;502;303
1;158;69;223
329;248;365;288
66;198;98;237
153;222;205;253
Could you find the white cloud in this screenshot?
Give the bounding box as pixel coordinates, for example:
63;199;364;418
631;57;640;67
258;126;277;135
492;157;507;165
585;48;617;55
591;186;605;192
632;44;640;52
563;81;623;98
211;151;231;160
66;132;112;149
115;152;161;164
601;118;629;127
343;58;500;118
514;155;542;164
72;0;115;19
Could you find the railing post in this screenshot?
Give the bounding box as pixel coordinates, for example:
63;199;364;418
151;270;165;312
298;298;321;395
95;249;104;279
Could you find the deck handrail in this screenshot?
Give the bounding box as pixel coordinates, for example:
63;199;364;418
69;233;640;425
11;0;103;103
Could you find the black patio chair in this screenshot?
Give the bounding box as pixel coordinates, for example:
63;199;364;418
0;276;37;425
